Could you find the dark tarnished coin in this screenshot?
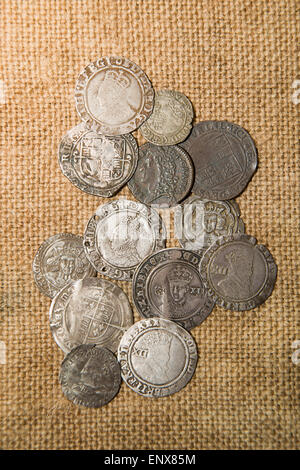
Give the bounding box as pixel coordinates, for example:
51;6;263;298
49;277;133;354
59;344;121;408
132;248;215;330
140;89;194;145
33;233;96;299
83;199;166;280
128;143;194;207
180;121;257;200
199;234;277;311
118;318;197;397
58;122;138;197
74;56;154;136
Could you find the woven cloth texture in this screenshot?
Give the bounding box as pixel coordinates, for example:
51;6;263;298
0;0;299;450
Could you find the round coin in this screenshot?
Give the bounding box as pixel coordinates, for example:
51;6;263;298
180;121;257;200
74;56;154;136
60;344;121;408
33;233;96;299
49;277;133;354
133;248;215;330
118;318;198;397
199;234;277;311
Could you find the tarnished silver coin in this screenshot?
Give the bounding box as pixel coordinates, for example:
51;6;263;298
60;344;121;408
140;89;194;145
128;143;194;207
180;121;257;200
33;233;96;299
58;122;138;197
83;199;166;280
118;318;197;397
199;234;277;311
132;248;215;330
74;56;154;136
49;277;133;354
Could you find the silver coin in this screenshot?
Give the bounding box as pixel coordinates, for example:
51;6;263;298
49;277;133;354
132;248;215;330
74;56;154;136
60;344;121;408
139;89;194;145
118;318;198;397
58;122;138;197
33;233;96;299
83;199;166;280
199;234;277;311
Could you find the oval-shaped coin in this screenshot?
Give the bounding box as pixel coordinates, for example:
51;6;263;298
128;143;194;207
83;199;166;280
118;318;197;397
180;121;257;200
60;344;121;408
133;248;215;330
49;277;133;354
139;89;194;145
33;233;96;299
199;234;277;311
74;56;154;136
58;122;138;197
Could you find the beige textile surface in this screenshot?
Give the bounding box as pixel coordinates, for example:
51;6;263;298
0;0;299;450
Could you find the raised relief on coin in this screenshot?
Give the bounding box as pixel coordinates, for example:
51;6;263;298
74;56;154;136
132;248;215;330
49;277;133;354
127;143;194;207
32;233;96;299
140;89;194;145
118;318;198;397
83;199;166;280
180;121;257;200
199;234;277;311
59;344;121;408
59;123;138;197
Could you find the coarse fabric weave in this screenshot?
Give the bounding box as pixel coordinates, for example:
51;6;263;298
0;0;299;450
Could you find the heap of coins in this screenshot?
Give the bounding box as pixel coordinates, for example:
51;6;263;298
33;56;277;407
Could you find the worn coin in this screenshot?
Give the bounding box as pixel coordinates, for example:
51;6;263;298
74;56;154;136
128;143;194;207
58;122;138;197
59;344;121;408
33;233;96;299
118;318;198;397
49;277;133;354
133;248;215;330
180;121;257;200
83;199;166;280
199;234;277;311
139;89;194;145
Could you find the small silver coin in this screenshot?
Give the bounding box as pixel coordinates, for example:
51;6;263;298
74;56;154;136
83;199;166;280
33;233;96;299
199;234;277;311
59;122;138;197
59;344;121;408
118;318;198;397
49;277;133;354
140;89;194;145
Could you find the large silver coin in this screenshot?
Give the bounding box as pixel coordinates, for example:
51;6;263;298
83;199;166;280
132;248;215;330
60;344;121;408
49;277;133;354
118;318;198;397
33;233;96;299
58;123;138;197
74;56;154;136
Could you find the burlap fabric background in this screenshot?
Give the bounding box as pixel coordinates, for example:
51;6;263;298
0;0;299;450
